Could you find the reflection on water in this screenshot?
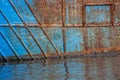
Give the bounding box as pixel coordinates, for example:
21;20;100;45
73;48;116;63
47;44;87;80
0;56;120;80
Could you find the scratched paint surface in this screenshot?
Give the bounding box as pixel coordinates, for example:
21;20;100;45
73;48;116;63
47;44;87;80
0;0;120;59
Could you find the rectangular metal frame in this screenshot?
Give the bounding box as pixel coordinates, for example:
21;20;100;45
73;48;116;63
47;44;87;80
83;3;114;27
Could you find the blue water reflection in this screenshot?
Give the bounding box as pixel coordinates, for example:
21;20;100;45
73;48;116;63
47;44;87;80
0;56;120;80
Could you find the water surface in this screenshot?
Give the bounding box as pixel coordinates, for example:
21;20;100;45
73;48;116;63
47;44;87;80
0;56;120;80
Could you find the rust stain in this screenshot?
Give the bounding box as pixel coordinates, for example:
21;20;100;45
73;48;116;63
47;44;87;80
82;46;120;54
31;0;120;53
32;0;119;26
2;0;120;60
34;0;62;24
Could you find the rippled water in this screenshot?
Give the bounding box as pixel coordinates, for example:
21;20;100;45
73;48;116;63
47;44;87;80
0;56;120;80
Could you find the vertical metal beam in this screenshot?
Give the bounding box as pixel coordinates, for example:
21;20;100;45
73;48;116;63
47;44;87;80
0;10;34;60
62;0;66;58
0;50;7;62
0;31;20;61
9;0;47;59
24;0;61;58
82;1;88;50
110;3;115;47
111;2;115;27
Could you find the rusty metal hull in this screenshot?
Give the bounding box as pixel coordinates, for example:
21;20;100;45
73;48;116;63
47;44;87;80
0;0;120;62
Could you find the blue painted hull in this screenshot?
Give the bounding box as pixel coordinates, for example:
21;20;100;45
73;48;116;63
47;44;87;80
0;0;120;61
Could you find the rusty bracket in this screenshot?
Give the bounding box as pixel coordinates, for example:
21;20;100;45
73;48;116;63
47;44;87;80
0;10;34;60
25;0;61;58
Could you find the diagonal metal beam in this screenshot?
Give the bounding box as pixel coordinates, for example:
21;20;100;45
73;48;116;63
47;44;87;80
0;31;20;61
25;0;61;58
9;0;47;59
0;50;7;62
0;10;34;60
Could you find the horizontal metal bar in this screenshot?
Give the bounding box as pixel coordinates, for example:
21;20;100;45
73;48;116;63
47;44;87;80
114;23;120;26
84;2;113;6
0;23;40;27
85;23;112;27
0;23;39;27
0;31;20;61
1;23;120;27
0;23;81;27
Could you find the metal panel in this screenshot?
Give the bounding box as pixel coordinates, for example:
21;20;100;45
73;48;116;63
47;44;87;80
85;5;111;24
0;27;28;56
66;28;84;53
43;27;64;53
0;0;120;61
31;0;62;24
0;0;22;24
11;0;37;23
0;32;15;57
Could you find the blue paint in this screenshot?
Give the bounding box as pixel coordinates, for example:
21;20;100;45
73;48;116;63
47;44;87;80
0;57;118;80
66;6;69;24
87;27;96;49
14;27;42;55
0;33;14;56
0;27;28;56
0;0;118;59
27;0;34;7
12;0;37;23
0;13;7;24
86;5;110;23
0;49;6;58
66;28;84;52
66;0;76;4
101;27;111;48
0;0;22;24
30;27;57;54
65;4;82;24
43;27;64;53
